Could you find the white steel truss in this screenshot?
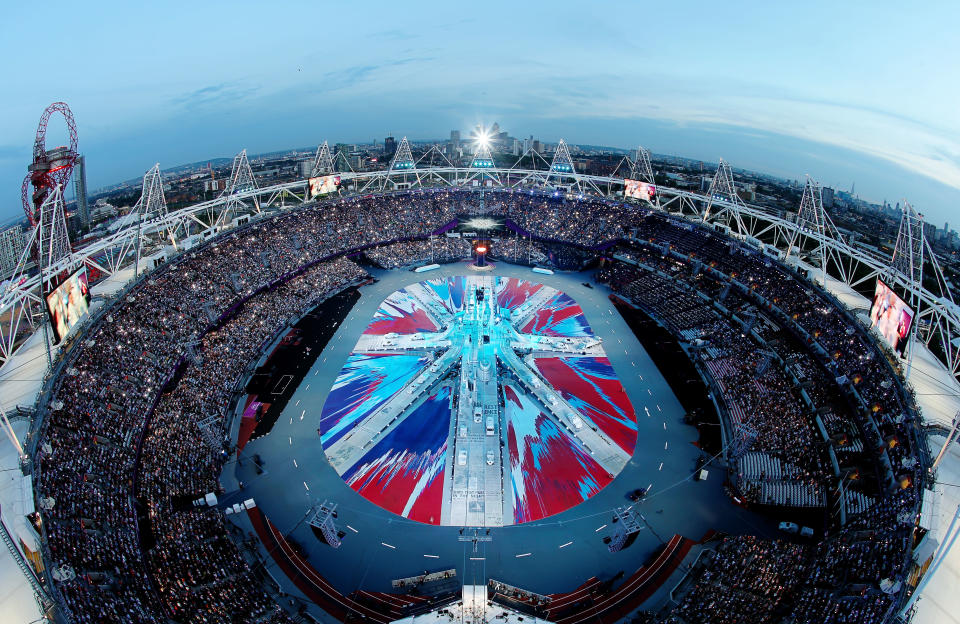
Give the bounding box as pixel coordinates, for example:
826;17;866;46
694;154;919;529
37;186;71;281
332;148;354;173
138;164;169;222
785;176;849;284
389;137;415;172
470;141;495;169
703;159;748;235
1;159;959;396
312;141;333;177
92;165;177;279
467;141;500;187
548;139;576;176
890;203;926;376
632;146;655;184
214;150;259;228
379;137;419;191
416;145;455;169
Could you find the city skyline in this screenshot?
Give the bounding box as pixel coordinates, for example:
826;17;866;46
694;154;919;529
1;1;958;223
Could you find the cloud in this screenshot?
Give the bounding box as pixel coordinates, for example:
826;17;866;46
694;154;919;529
500;77;960;196
171;81;261;110
374;29;418;41
317;56;436;92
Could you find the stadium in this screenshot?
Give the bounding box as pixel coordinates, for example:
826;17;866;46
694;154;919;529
1;135;953;624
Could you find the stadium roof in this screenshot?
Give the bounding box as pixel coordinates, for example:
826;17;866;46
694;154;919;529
914;433;960;624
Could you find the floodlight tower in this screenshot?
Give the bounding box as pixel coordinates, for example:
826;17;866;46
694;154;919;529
702;159;747;235
469;129;500;186
631;146;655;184
631;146;659;208
890;203;925;377
213;150;258;228
786;176;845;284
384;137;418;189
21;103;79;227
312;141;334;177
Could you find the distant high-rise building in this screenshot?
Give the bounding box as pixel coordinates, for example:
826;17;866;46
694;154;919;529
298;159;313;178
384;136;396;157
532;140;542;153
450;130;460;149
821;186;834;209
523;136;532;154
512;139;521;156
74;154;90;228
0;224;26;278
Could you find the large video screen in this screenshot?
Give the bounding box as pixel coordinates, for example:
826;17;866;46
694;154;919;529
869;279;913;354
46;268;91;344
624;179;656;202
309;175;341;198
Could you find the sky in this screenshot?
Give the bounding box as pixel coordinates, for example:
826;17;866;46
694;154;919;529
1;1;958;225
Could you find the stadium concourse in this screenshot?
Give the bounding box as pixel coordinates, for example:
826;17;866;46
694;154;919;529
0;186;953;624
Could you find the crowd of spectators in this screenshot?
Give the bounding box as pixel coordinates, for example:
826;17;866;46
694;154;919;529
365;237;473;269
667;533;899;624
34;188;919;623
598;254;827;487
671;536;807;624
38;206;368;622
590;221;920;622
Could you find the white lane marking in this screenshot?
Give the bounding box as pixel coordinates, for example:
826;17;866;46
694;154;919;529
424;554;439;559
658;462;663;471
639;375;643;381
647;482;653;492
347;525;358;533
595;524;607;532
665;441;669;450
288;436;292;445
305;384;310;390
300;410;306;421
469;557;485;561
648;388;652;395
381;542;396;549
295;399;301;406
303;481;309;491
559;541;573;549
663;422;667;430
657;404;662;412
632;361;636;367
644;407;651;418
516;553;532;558
293;459;298;468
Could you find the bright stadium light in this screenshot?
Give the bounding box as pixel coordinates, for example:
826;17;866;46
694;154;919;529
474;129;491;150
471;123;494;152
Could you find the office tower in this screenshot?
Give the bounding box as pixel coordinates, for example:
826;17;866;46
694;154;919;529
74;154;90;228
0;224;26;277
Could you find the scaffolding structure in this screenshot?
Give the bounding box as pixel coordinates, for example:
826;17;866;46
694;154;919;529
307;500;341;548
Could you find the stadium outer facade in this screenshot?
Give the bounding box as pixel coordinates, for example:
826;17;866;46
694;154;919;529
0;143;952;622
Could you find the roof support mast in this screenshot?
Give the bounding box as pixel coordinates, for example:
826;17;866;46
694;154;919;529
890;203;925;379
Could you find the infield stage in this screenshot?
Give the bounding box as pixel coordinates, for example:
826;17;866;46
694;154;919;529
224;261;776;604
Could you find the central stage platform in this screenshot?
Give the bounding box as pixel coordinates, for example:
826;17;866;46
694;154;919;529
225;262;778;603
